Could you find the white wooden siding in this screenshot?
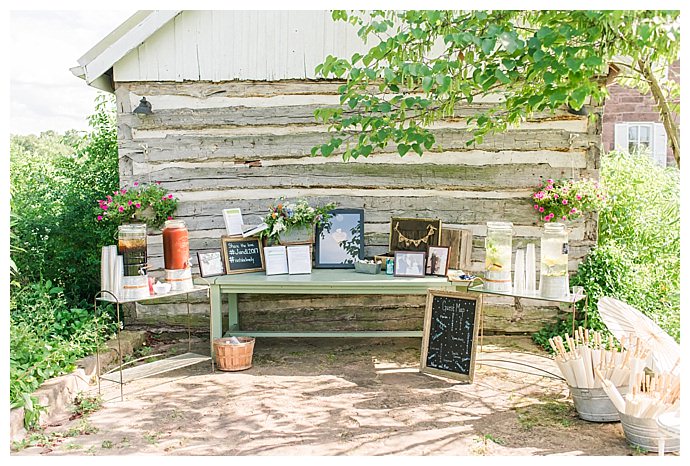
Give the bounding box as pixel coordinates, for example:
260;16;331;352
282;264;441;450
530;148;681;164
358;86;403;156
114;11;368;82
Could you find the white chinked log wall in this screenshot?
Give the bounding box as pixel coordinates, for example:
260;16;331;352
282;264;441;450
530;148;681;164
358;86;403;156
112;10;601;334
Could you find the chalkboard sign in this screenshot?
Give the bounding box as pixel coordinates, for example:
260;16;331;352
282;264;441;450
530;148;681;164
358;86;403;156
420;290;482;383
221;236;265;274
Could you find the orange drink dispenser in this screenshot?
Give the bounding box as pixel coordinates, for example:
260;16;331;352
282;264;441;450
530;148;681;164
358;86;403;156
162;219;193;291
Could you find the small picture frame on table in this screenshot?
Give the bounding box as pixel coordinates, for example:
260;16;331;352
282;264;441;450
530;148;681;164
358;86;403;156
394;251;426;278
197;251;225;278
426;246;450;276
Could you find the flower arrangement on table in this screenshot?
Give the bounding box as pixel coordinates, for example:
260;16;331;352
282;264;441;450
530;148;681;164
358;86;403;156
95;181;178;228
259;198;336;243
532;177;605;222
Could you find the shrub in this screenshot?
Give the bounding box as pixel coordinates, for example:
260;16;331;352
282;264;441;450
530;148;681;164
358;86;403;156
533;151;680;350
10;95;119;305
9;279;115;428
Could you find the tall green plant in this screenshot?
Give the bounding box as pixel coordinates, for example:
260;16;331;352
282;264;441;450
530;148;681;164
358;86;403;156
10;95;119;305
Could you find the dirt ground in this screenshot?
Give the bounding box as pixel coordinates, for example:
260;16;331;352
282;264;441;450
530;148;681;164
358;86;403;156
11;335;658;456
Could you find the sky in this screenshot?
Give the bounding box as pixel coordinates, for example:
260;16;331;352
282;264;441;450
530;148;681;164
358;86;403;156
9;10;136;135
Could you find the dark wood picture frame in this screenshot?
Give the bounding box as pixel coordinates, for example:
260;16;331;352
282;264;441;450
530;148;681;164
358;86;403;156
220;236;265;274
426;246;450;277
197;250;225;277
393;251;426;278
389;217;442;252
420;290;482;383
314;208;364;268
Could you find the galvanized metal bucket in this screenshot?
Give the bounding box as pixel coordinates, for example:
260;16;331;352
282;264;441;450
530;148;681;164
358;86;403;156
619;412;680;453
569;385;626;422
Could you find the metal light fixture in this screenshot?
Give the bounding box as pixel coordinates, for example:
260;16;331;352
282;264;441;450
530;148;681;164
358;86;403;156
133;97;153;115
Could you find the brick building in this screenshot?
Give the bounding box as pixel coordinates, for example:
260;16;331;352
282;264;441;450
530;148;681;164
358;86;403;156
602;60;679;167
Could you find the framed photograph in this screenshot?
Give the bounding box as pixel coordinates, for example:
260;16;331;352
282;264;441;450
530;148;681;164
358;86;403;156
315;208;364;268
394;251;426;278
389;217;442;252
220;236;265;274
426;246;450;276
197;251;225;277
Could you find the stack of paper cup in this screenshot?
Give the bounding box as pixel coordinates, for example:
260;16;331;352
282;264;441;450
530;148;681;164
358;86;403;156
514;248;525;294
525;243;536;293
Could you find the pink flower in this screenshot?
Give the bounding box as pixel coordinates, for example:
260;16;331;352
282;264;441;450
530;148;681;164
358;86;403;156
118;206;124;212
162;196;167;200
114;190;119;196
547;179;554;184
128;200;133;206
135;203;141;208
571;208;577;213
539;207;545;213
553;194;559;199
562;216;567;220
546;185;553;191
134;181;139;187
167;216;173;220
167;194;174;199
97;215;103;221
576;194;582;200
101;204;108;210
534;204;539;210
121;189;127;194
156;181;161;185
544;216;551;222
106;195;113;201
562;199;568;205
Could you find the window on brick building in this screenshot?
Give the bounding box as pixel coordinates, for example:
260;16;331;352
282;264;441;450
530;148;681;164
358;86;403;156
614;122;668;167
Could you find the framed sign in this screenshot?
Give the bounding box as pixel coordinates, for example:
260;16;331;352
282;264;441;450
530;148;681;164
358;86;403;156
221;236;265;274
315;208;364;268
394;251;426;278
389;217;442;252
197;251;225;277
426;246;450;277
420;290;482;383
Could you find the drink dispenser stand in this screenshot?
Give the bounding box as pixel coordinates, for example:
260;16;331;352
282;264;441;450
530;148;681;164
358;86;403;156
163;219;193;291
540;223;569;298
484;221;514;292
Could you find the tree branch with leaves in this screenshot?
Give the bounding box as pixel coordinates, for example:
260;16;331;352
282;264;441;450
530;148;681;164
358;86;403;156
313;10;680;166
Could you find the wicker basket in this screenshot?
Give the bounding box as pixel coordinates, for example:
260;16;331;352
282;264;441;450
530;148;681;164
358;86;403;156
213;337;255;371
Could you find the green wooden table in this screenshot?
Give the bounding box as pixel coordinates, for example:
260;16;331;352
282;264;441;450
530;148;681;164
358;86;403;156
196;269;457;353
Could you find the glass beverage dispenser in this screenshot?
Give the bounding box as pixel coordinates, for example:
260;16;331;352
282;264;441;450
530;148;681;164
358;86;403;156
118;224;149;299
540;223;569;298
484;221;513;292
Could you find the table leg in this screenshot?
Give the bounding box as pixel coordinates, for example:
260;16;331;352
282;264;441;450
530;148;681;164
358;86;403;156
210;285;222;357
228;293;239;332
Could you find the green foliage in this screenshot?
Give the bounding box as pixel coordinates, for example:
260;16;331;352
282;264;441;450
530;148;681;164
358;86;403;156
70;393;104;418
96;181;178;229
9;279;116;428
531;177;605;223
533;151;680;351
10;95;119;305
314;10;679;162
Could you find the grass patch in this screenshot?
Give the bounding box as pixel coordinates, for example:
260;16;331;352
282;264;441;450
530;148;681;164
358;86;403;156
513;396;577;430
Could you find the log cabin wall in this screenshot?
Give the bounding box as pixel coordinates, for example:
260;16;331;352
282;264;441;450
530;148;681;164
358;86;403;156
109;11;601;335
115;79;601;335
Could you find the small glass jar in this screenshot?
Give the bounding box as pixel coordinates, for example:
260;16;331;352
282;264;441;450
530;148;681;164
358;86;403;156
118;224;147;276
484;221;513;292
162;219;190;270
540;223;569;298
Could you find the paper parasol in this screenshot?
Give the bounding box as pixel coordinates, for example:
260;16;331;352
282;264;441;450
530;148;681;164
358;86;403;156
597;297;680;375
